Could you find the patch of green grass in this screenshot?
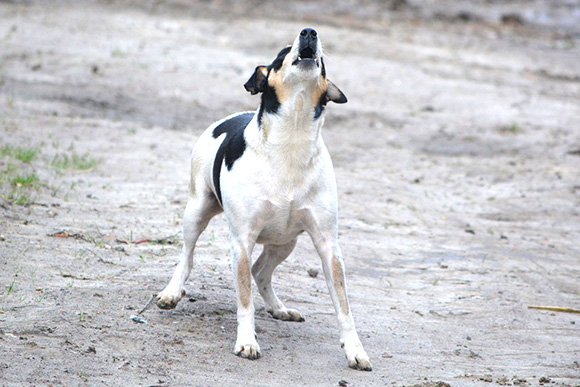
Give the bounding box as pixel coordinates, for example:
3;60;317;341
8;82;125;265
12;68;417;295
5;172;40;205
15;147;37;163
1;145;38;163
1;145;41;205
0;144;13;157
1;142;100;205
9;192;34;206
10;172;39;188
51;151;101;171
1;170;39;206
6;278;16;296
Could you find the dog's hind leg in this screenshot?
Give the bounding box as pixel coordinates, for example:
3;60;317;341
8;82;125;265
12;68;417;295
251;240;304;322
156;191;221;310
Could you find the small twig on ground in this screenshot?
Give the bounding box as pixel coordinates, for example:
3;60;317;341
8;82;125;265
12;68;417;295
528;305;580;314
138;293;157;315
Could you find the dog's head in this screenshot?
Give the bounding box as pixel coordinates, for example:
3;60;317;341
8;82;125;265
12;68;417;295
244;28;347;122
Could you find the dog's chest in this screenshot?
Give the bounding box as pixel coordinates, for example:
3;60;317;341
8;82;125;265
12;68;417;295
255;197;308;245
243;151;326;245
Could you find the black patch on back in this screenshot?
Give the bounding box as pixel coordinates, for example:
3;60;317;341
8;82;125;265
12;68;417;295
212;112;254;206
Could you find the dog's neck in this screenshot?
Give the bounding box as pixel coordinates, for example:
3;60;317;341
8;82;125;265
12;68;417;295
248;87;326;168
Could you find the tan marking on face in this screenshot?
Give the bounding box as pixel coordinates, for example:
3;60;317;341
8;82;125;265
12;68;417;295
310;77;328;109
237;249;252;309
268;57;327;110
267;68;290;105
332;256;350;315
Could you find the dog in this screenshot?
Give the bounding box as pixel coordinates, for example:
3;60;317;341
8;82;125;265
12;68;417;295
155;27;372;371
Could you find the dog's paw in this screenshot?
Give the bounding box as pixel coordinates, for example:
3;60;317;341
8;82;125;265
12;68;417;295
347;355;372;371
269;308;305;322
234;341;261;360
343;342;372;371
155;288;186;310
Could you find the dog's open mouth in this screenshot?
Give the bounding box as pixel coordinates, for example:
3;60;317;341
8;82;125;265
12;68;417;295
299;46;315;60
293;46;318;67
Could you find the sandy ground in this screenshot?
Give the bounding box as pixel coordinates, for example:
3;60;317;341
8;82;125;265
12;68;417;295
1;1;580;386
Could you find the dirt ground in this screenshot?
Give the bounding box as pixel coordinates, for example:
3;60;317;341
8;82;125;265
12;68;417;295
1;1;579;386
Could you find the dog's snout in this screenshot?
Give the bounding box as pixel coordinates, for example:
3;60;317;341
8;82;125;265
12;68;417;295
300;28;317;41
295;27;319;65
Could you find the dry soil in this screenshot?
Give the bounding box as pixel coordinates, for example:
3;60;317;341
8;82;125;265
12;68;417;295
1;1;579;386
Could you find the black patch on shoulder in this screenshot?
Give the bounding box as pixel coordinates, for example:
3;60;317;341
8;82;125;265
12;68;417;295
321;57;326;78
212;112;254;206
314;91;327;120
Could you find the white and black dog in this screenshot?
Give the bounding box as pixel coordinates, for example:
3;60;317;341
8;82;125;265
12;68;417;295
155;28;372;371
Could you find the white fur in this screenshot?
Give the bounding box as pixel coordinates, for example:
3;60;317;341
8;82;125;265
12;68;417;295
156;29;372;371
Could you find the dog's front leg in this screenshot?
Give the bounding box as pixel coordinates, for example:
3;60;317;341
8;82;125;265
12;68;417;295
310;232;372;371
230;238;261;359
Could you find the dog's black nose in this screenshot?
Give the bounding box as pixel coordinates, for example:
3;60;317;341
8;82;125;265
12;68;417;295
300;28;317;42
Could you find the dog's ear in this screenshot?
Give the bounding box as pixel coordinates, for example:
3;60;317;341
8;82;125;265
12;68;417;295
244;66;269;95
326;80;347;104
